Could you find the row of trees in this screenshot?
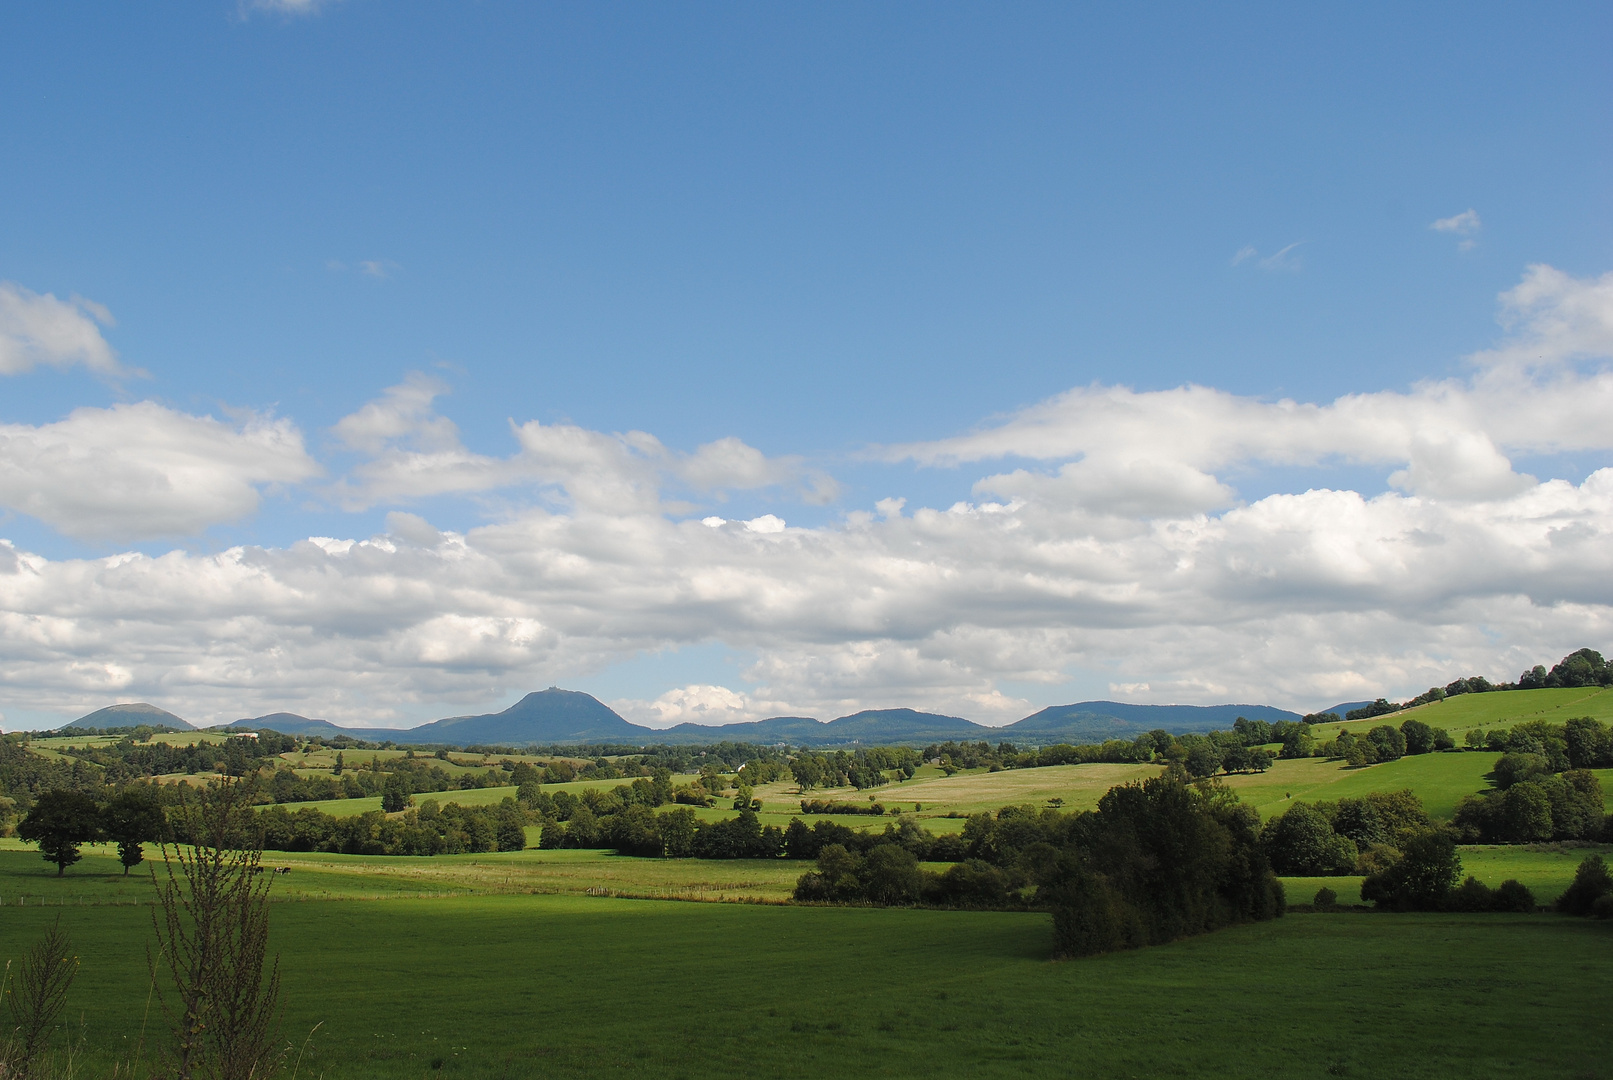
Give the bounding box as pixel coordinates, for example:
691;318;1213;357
789;747;921;790
1260;791;1432;876
15;786;167;875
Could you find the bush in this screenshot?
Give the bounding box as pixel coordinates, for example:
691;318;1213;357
927;859;1011;908
1312;887;1338;910
1449;876;1494;912
1557;854;1613;916
1491;879;1535;913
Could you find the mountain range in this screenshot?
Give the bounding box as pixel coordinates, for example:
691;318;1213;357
61;689;1304;749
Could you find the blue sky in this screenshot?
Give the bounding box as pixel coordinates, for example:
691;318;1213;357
0;2;1609;729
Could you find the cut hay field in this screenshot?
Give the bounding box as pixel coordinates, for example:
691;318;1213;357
1;892;1609;1080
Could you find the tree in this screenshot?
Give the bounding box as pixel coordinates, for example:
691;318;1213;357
381;771;412;813
1183;741;1221;779
1548;648;1611;688
1260;804;1358;875
1359;829;1461;911
17;790;102;875
1557;854;1613;916
1491;752;1549;789
1564;717;1613;769
101;786;168;875
1399;719;1435;755
657;807;698;857
1043;767;1284;957
495;801;528;852
861;844;924;905
1366;725;1406;762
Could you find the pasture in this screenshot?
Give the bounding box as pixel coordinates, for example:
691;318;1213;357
1311;686;1613;742
0;890;1608;1080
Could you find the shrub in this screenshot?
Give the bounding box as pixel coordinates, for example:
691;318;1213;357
1557;855;1613;916
1491;879;1535;913
1449;876;1494;912
1312;887;1338;910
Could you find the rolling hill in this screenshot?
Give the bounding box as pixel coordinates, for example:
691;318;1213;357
1002;701;1303;744
68;703;193;730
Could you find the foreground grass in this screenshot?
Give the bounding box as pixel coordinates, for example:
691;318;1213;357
0;894;1608;1080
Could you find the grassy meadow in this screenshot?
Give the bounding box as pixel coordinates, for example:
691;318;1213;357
0;892;1608;1080
1311;685;1613;743
7;697;1613;1078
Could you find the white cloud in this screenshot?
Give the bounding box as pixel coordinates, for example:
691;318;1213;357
1431;209;1481;234
1231;242;1304;272
1;265;1612;727
1431;209;1482;252
0;283;131;377
612;684;786;729
1471;264;1613;370
243;0;338;15
329;376;836;512
0;403;320;539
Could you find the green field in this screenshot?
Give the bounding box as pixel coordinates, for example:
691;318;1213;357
0;891;1608;1079
1314;686;1613;742
1219;750;1504;820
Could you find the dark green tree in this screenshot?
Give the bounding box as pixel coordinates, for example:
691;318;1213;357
1399;719;1435;755
1557;854;1613;916
100;786;167;875
860;844;923;905
1360;829;1461;911
1366;725;1406;761
17;790;102;875
381;771;411;813
1260;803;1358;875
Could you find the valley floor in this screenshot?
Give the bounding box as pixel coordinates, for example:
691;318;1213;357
1;847;1610;1079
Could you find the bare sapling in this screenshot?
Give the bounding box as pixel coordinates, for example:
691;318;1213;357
149;778;284;1080
0;918;80;1079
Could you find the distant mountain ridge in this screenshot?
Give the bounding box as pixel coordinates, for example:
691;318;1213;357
153;693;1307;748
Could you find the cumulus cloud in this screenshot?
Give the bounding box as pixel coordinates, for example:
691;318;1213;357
2;264;1612;726
611;684;788;729
0;403;320;539
329;376;837;511
886;265;1613;514
0;283;131;377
